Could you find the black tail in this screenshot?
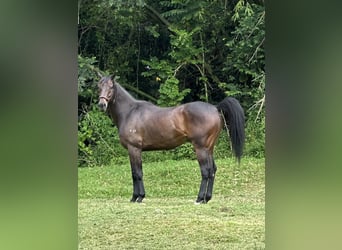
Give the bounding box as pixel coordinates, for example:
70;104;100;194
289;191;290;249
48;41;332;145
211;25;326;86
217;97;245;162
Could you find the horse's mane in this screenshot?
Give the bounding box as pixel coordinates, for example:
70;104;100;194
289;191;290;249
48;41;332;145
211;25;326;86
114;80;137;103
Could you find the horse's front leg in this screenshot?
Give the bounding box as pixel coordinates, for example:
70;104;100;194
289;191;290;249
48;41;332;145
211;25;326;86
128;146;145;202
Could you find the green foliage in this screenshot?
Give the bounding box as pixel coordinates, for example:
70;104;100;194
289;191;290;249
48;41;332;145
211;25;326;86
245;114;265;158
222;1;265;157
214;132;235;159
78;55;98;99
141;57;190;106
141;26;205;105
144;24;160;38
78;108;128;167
78;120;94;164
223;2;265;102
168;27;202;64
170;143;196;160
158;76;190;106
161;0;205;23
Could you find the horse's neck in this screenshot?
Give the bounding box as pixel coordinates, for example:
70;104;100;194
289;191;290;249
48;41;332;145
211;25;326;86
109;84;137;128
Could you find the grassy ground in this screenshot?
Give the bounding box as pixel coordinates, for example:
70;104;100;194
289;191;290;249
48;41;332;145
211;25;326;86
78;157;265;249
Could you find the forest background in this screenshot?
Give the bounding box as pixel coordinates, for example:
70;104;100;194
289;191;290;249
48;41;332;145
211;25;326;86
77;0;265;166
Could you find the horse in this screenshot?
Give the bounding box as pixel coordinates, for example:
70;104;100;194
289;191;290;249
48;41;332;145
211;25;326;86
97;76;245;204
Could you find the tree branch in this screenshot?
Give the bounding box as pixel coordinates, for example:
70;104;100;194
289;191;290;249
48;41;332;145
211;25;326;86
144;5;176;35
248;94;265;122
248;37;265;64
121;83;158;103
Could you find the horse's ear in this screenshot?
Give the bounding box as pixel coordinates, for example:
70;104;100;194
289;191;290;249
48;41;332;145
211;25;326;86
110;74;118;86
112;74;120;84
97;71;103;79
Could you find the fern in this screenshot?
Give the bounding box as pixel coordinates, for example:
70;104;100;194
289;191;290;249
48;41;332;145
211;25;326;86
162;9;187;18
160;1;181;8
161;0;206;23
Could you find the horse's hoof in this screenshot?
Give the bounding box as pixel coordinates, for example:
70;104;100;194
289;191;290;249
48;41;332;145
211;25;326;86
130;197;138;202
136;197;144;203
194;199;206;205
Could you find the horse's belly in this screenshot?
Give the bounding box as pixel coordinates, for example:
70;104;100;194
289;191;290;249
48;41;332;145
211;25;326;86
119;128;188;151
141;133;188;151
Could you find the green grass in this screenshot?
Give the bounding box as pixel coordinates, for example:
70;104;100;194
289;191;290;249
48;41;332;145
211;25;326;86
78;158;265;249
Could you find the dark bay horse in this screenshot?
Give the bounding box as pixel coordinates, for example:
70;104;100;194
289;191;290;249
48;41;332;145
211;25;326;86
98;76;245;203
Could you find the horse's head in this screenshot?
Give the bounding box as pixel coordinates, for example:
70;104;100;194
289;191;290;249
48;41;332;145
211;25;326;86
98;76;115;111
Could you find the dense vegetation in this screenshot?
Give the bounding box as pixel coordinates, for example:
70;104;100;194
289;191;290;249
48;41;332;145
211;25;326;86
78;0;265;166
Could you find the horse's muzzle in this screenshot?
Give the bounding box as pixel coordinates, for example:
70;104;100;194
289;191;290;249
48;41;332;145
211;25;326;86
98;101;107;111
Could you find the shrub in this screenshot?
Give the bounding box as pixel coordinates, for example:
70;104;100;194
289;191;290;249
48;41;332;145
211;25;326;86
244;115;265;158
78;108;127;167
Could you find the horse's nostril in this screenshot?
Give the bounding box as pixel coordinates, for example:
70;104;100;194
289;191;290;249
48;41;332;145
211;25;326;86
98;102;106;110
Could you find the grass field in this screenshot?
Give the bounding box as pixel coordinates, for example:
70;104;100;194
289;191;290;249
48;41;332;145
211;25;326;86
78;157;265;249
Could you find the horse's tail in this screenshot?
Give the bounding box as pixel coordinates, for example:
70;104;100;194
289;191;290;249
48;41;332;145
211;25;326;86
217;97;245;162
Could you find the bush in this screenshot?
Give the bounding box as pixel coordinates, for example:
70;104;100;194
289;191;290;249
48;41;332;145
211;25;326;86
244;115;265;158
78;108;127;167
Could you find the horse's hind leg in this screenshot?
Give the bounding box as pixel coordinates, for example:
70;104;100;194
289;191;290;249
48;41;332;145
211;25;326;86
195;147;215;203
128;146;145;202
